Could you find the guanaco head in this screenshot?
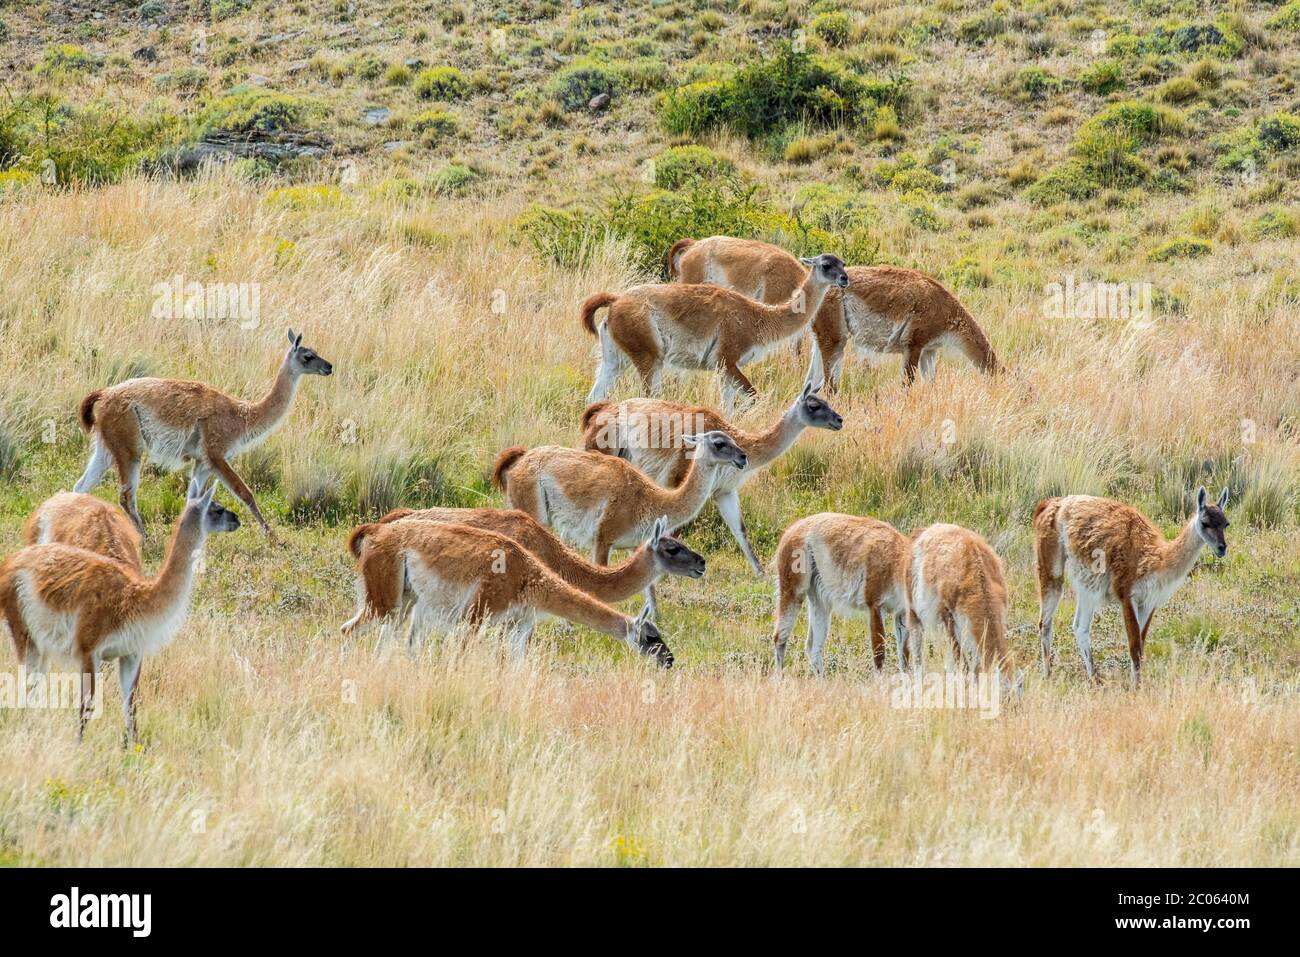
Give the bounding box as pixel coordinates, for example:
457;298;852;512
628;603;674;669
681;430;747;471
795;348;843;431
800;253;850;289
647;515;706;580
286;328;334;377
183;479;242;535
1195;486;1230;558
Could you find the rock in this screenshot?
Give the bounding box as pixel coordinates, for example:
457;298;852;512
133;46;158;62
589;92;611;112
364;106;391;125
403;57;424;69
165;131;331;173
287;60;310;74
382;140;412;152
249;74;271;86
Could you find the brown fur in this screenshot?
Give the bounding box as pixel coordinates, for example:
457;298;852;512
369;506;698;604
664;238;696;279
340;521;670;665
771;513;911;674
22;493;143;573
672;236;1001;388
580;292;618;336
908;524;1014;675
492;446;527;491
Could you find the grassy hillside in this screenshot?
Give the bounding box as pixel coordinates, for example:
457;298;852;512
0;0;1297;865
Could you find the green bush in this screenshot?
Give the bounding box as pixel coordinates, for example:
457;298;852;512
199;89;313;137
414;66;467;100
1149;236;1212;261
1246;208;1299;240
211;0;252;20
811;11;852;48
660;44;909;139
652;145;734;189
547;61;621;111
34;44;101;76
1016;67;1063;101
1078;60;1124;95
876;152;944;192
410;110;460;144
1266;1;1300;32
1156;76;1200;103
431;162;478;194
1215;112;1300;172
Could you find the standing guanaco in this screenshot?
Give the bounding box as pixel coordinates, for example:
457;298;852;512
668;236;1001;388
0;480;240;743
1034;487;1230;688
580;351;842;575
582;253;849;413
74;329;333;539
908;523;1019;688
342;519;673;667
770;513;911;676
22;492;143;572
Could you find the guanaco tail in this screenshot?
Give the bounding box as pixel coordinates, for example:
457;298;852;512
581;349;842;575
771;513;912;676
582;252;849;413
668;236;1001;389
1033;487;1229;688
0;480;240;743
342;519;674;667
74;328;333;539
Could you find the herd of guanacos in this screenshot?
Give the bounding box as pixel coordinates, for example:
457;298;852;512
1;235;1231;743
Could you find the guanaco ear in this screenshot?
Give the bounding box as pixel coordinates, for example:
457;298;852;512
1196;486;1207;511
680;433;700;449
631;603;652;632
287;327;297;348
187;477;203;500
649;515;667;545
801;346;824;396
1217;486;1229;510
799;257;815;266
200;482;217;511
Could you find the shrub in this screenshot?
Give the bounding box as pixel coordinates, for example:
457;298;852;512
547;61;620;111
1215;112;1300;172
430;162;478;194
1245;208;1298;240
784;134;835;164
1266;1;1300;32
1156;77;1200;103
0;170;38;196
875;152;944;193
660;43;909;139
957;11;1007;45
1078;60;1124;95
199;89;312;137
410;110;460;144
1149;236;1212;261
264;184;348;211
211;0;252;20
414;66;467;100
34;44;101;76
652;145;734;189
811;11;852;47
155;68;208;95
1017;67;1063;101
383;64;412;86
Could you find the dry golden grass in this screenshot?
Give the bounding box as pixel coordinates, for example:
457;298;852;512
0;170;1297;866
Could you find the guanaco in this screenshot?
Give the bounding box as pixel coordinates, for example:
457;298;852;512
580;351;842;575
771;513;911;676
22;492;142;573
1034;487;1230;688
492;431;746;617
581;252;849;413
373;508;706;603
74;329;333;538
0;480;240;742
341;519;673;667
668;236;1001;388
907;523;1019;687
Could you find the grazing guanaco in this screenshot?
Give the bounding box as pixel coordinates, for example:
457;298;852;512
580;351;842;575
22;492;142;573
770;513;911;676
374;508;706;603
907;523;1019;688
74;329;333;538
668;236;1001;388
0;480;240;743
492;430;746;618
341;519;673;667
582;252;849;413
1034;487;1230;688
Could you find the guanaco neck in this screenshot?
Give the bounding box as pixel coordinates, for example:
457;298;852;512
657;454;724;520
140;514;206;617
1153;516;1206;584
246;353;302;433
756;270;833;343
535;579;631;640
739;405;806;470
559;544;658;603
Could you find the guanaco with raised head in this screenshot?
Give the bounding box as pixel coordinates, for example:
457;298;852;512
908;523;1019;689
668;236;1001;388
373;508;706;603
492;430;746;617
582;253;849;413
22;492;143;573
771;513;911;676
581;351;842;575
0;480;240;743
342;519;673;667
74;329;333;539
1034;487;1230;688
